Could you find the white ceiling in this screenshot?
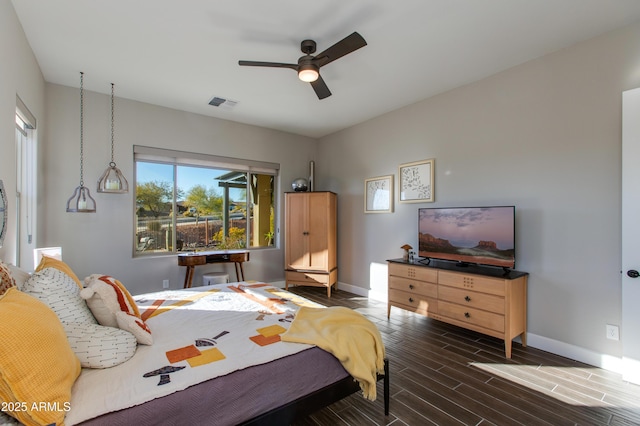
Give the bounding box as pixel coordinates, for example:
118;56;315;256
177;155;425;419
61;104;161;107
11;0;640;138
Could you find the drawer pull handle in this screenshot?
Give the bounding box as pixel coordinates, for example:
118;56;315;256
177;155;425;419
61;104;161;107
408;297;414;303
464;312;471;318
464;296;471;302
409;284;414;290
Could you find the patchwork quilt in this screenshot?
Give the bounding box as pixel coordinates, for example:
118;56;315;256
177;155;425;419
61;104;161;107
65;283;322;425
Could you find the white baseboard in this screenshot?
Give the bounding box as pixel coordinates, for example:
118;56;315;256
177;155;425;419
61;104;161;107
622;357;640;384
336;281;369;297
527;333;623;374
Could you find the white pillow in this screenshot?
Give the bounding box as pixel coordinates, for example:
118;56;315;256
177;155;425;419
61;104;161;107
62;322;137;368
81;274;153;345
22;268;97;324
115;311;153;345
6;263;30;290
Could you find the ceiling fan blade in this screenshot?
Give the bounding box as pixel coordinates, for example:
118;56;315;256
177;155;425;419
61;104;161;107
310;75;331;99
238;60;297;70
313;32;367;68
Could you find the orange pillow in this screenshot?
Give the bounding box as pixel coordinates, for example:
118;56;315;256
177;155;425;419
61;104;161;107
35;255;82;288
0;288;80;425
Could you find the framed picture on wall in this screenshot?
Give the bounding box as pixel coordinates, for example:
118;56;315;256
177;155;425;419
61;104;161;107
364;175;393;213
399;158;434;203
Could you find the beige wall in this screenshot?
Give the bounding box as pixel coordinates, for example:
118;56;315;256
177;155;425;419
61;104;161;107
317;21;640;362
41;84;316;294
0;0;45;263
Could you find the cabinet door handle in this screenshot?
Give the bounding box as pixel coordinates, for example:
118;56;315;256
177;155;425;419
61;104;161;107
302;231;309;235
408;297;414;303
409;284;414;290
464;296;471;302
464;312;470;318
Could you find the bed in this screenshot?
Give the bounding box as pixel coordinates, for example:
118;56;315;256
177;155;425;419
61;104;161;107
0;258;388;426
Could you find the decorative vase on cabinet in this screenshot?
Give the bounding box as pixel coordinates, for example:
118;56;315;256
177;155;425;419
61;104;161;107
285;191;337;297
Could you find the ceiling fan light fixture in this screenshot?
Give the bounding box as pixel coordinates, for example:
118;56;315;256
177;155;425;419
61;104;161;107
298;64;319;83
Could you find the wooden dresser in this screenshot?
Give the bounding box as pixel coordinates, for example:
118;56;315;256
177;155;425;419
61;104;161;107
387;259;528;358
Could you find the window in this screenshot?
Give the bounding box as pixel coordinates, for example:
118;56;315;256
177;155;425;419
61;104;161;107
15;96;37;269
134;146;278;255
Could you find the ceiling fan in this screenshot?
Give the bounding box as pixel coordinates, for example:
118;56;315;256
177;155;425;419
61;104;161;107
238;32;367;100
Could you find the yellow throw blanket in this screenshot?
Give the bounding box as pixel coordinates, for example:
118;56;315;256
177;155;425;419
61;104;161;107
281;306;385;401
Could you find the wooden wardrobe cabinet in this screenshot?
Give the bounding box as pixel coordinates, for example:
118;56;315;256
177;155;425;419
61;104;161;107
387;259;528;358
285;191;337;297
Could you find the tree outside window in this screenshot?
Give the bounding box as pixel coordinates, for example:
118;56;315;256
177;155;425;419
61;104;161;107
134;159;276;255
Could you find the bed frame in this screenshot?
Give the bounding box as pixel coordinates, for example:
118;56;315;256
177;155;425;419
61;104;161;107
242;358;389;425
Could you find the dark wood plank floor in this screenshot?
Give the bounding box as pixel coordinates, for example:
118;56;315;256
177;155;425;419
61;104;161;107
287;286;640;426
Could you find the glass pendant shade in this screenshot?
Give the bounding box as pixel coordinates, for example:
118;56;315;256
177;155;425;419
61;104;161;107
97;162;128;193
66;185;96;213
97;82;128;193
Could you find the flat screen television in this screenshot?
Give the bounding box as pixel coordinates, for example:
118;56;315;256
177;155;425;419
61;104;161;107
418;206;515;269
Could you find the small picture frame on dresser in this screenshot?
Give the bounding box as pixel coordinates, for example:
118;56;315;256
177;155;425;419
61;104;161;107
364;175;393;213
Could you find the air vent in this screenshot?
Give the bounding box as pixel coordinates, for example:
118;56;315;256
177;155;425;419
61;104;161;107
208;96;238;110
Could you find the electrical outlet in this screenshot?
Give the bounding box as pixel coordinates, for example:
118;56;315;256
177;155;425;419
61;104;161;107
606;324;620;341
162;279;169;289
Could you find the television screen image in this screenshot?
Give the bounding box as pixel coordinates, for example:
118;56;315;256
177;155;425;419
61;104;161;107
418;206;515;269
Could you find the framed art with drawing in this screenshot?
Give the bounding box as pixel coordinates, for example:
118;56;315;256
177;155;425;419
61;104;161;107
399;158;434;203
364;175;393;213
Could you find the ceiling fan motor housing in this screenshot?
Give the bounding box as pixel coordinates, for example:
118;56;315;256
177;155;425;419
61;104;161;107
301;39;316;54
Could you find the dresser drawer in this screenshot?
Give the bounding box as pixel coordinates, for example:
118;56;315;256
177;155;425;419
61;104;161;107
438;271;505;296
438;286;505;315
438;301;504;333
389;263;437;282
389;276;437;298
389;289;438;315
286;271;329;285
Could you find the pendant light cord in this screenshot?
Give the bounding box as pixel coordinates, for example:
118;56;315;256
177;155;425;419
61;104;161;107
79;71;85;187
110;82;116;166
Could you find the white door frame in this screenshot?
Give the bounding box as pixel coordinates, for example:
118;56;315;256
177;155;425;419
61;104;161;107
621;88;640;385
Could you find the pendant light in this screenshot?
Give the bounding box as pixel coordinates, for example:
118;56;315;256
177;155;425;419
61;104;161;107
66;72;96;213
97;83;128;193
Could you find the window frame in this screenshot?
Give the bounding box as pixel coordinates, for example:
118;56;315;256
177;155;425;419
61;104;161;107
133;145;279;257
